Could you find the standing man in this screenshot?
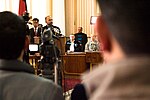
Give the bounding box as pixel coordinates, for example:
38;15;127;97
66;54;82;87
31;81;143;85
29;18;42;44
43;16;61;36
75;27;87;52
0;11;64;100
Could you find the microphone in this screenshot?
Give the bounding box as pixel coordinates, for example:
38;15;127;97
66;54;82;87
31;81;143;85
42;28;59;43
52;34;59;40
51;25;61;34
48;27;59;40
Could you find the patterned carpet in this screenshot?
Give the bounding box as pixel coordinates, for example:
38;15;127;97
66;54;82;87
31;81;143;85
62;78;81;92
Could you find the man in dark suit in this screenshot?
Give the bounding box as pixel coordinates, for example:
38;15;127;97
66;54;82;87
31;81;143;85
29;18;42;44
42;16;61;36
74;27;87;52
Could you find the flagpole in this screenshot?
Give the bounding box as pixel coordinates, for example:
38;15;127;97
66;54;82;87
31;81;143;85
24;0;28;12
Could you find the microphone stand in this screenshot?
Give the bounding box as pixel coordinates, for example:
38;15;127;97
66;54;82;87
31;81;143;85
49;30;59;85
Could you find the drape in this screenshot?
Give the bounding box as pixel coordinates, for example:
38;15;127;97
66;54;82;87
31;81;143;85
0;0;50;25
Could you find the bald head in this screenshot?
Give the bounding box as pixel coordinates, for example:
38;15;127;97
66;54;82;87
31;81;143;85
45;16;53;26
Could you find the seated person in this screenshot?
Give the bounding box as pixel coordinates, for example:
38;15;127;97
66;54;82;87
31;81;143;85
85;34;100;52
65;34;82;52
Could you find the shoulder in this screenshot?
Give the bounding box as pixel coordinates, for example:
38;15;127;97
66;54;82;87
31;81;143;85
53;25;60;29
82;57;150;99
74;40;81;44
26;74;63;98
43;25;48;29
30;27;34;30
66;40;71;43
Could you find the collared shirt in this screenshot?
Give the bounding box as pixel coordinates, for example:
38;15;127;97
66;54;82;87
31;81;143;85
70;42;75;51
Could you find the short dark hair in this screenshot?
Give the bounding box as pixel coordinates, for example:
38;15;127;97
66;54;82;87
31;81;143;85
0;11;26;59
32;18;39;22
97;0;150;55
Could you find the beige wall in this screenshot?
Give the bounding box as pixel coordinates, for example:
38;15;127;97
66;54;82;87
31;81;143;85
64;0;100;37
0;0;100;36
34;0;100;36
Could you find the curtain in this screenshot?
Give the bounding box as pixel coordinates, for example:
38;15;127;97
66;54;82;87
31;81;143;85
0;0;50;25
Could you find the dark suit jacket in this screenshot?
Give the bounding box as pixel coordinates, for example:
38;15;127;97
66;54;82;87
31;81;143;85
65;40;82;52
42;25;49;32
43;25;61;36
29;27;42;44
75;33;87;52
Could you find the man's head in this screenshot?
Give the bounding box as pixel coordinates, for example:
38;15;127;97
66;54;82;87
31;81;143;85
77;27;83;33
70;34;75;42
0;11;28;60
90;34;98;42
45;16;53;26
32;18;39;28
96;0;150;55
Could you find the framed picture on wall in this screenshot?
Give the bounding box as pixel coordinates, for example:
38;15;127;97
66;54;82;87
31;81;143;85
90;16;98;25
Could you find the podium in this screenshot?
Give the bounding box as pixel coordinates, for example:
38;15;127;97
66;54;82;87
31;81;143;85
61;52;103;75
54;36;66;55
62;52;86;75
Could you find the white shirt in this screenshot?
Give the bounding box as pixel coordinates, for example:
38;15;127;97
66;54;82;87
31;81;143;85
70;42;74;51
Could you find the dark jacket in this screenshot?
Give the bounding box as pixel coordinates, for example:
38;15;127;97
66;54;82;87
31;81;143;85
42;25;61;36
29;27;42;44
75;33;87;52
0;59;64;100
65;40;82;52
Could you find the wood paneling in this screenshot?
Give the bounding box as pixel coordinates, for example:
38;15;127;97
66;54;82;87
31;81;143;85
61;52;103;75
29;52;103;75
54;36;66;55
62;53;86;75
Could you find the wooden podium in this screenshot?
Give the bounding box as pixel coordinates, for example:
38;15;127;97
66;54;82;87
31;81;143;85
54;36;66;55
61;52;103;75
61;52;86;75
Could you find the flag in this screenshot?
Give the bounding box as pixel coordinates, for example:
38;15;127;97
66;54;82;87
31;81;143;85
18;0;27;16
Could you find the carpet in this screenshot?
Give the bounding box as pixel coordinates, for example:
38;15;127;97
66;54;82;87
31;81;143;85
62;78;81;92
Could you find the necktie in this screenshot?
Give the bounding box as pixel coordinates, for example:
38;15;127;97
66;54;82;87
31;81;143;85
34;27;37;36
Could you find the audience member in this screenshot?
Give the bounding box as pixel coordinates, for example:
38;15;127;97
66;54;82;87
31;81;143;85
65;34;82;52
75;27;87;52
43;16;61;36
71;0;150;100
29;18;42;44
0;11;64;100
85;33;100;52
